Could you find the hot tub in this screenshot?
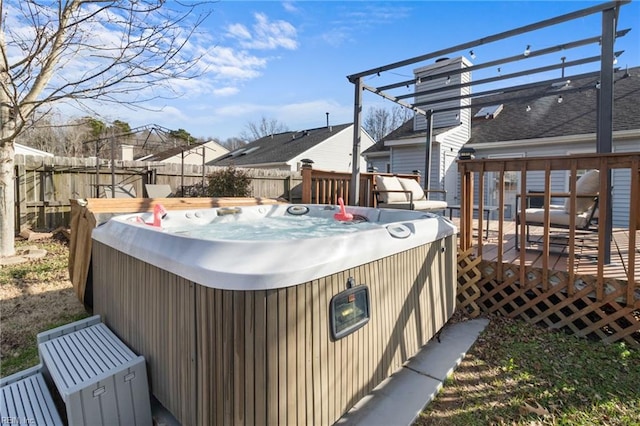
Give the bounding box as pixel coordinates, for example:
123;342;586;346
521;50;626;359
91;203;457;425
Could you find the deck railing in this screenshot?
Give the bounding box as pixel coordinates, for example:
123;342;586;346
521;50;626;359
299;165;422;207
458;152;639;304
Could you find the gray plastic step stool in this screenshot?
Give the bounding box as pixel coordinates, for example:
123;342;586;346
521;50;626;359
0;364;64;426
37;315;152;426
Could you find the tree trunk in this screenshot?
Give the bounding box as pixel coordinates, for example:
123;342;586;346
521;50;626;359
0;141;15;257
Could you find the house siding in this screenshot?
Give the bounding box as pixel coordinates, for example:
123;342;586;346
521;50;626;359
367;157;389;173
294;127;373;172
391;145;428;179
414;57;472;131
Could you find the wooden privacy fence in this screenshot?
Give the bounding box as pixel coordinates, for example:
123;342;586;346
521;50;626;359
14;154;301;231
458;152;639;346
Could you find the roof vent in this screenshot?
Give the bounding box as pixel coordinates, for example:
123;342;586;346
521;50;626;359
435;57;449;63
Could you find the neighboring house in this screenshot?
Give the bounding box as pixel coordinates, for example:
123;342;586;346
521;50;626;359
210;123;375;172
132;139;229;165
15;143;54;157
364;59;640;226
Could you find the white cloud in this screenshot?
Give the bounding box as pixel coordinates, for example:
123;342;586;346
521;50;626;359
318;4;412;47
282;2;299;14
213;87;240;97
227;13;298;50
227;23;252;41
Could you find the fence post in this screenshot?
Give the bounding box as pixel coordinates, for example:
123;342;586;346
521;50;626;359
301;163;312;204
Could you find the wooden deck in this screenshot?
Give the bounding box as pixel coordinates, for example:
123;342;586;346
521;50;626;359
450;218;640;284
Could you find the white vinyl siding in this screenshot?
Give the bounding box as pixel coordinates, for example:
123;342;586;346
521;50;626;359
413;57;472;131
291;126;375;173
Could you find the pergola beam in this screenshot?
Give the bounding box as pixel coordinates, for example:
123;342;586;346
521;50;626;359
375;29;629;93
347;0;630;81
405;54;617;103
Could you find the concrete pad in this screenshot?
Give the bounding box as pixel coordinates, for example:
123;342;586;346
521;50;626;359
409;318;490;381
336;369;442;426
337;318;490;426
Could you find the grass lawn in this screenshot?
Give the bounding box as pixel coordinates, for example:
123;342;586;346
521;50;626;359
1;237;639;425
1;237;87;377
416;316;640;425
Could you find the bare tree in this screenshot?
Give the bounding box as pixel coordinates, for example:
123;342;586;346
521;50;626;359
222;136;248;151
241;116;288;142
0;0;211;256
363;105;413;142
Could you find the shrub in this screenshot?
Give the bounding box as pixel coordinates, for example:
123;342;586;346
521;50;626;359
206;166;252;197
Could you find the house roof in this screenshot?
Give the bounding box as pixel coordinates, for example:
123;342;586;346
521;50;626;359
363;66;640;154
362;119;458;154
139;139;226;162
15;143;54;157
468;66;640;144
212;123;352;166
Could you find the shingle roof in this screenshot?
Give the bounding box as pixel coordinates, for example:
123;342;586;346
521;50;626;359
212;123;352;166
362;119;458;154
468;66;640;144
139;141;207;161
364;66;640;153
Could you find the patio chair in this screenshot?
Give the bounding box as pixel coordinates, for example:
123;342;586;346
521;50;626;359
373;175;447;212
515;169;599;251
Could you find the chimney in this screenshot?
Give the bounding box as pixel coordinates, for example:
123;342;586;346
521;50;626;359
121;144;134;161
326;112;330;128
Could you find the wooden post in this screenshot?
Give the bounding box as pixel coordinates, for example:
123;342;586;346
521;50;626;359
459;164;473;250
301;163;312;204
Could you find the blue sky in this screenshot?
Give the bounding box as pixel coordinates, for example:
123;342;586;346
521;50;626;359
51;1;640;140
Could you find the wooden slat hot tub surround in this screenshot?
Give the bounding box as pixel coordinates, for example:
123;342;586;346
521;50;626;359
92;235;457;425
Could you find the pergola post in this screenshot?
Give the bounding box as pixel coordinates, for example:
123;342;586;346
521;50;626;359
349;77;363;205
598;5;616;264
424;110;433;191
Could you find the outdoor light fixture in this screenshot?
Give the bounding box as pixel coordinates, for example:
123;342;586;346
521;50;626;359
595;80;601;89
458;147;476;160
526;105;531;112
557;95;564;104
497;67;501;74
445;75;451;85
524;45;531;56
469;50;476;59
